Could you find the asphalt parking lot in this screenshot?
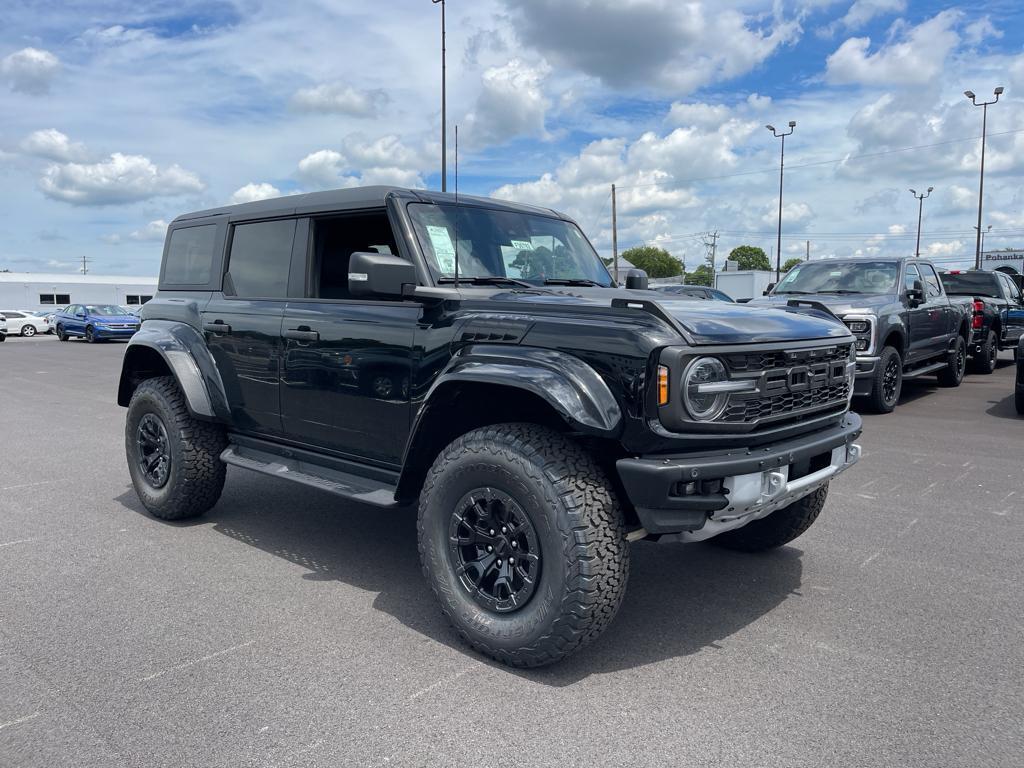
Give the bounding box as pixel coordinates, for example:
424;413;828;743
1;334;1021;768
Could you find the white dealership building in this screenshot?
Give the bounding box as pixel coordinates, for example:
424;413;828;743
0;273;158;311
980;250;1023;275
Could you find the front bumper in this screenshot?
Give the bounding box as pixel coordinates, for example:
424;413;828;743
617;413;862;538
851;356;879;396
93;327;139;339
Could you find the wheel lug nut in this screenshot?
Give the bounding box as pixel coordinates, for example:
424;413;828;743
511;541;518;548
489;529;495;535
486;545;492;552
501;526;507;533
509;558;514;566
497;559;502;566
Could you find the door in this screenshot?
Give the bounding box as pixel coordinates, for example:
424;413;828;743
903;265;932;362
201;218;296;436
279;210;418;465
918;263;953;358
998;273;1024;345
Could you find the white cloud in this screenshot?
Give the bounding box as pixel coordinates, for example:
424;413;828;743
39;153;205;205
947;185;975;212
926;239;965;256
464;59;550;146
963;16;1002;46
297;150;351;188
501;0;800;94
295;135;427;190
1;47;60;95
826;0;906;35
666;102;732;130
291;83;389;117
888;224;906;235
760;200;814;229
129;219;168;241
228;182;281;205
826;11;961;86
20;129;89;162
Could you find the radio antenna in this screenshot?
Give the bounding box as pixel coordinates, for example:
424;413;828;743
453;123;460;288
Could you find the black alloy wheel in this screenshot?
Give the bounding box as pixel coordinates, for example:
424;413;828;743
136;412;171;489
56;325;68;341
448;488;541;613
881;355;900;404
938;335;967;387
85;326;96;343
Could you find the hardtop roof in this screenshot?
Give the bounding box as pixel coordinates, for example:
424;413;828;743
172;186;567;225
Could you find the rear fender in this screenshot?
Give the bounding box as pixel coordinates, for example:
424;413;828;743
117;320;229;421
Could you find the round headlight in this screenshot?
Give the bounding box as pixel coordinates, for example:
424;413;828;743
682;357;729;421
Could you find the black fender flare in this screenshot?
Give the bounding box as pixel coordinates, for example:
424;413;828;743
416;344;622;437
117;320;229;421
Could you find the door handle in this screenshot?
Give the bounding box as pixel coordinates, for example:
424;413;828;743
202;320;232;334
284;327;319;342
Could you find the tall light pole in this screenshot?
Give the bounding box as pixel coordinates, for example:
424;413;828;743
432;0;447;192
974;224;992;260
766;121;796;281
965;86;1003;269
909;187;933;258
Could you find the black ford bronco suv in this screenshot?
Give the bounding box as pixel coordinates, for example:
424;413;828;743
119;187;862;667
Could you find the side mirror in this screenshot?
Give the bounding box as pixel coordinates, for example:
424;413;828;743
906;279;926;307
348;252;417;298
764;282;776;295
624;269;649;290
76;311;86;318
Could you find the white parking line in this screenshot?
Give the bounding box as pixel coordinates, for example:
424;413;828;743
0;538;34;548
139;639;256;682
0;712;41;731
1;479;67;492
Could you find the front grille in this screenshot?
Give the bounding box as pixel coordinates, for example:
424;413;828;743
103;323;137;329
720;343;853;425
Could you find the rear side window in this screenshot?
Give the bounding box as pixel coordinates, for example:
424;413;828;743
941;271;999;297
163;225;217;285
227;219;296;298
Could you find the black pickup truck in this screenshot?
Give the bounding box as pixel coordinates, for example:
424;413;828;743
751;257;971;413
117;186;862;667
939;269;1024;373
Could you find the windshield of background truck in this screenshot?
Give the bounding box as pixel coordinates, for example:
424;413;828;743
774;261;900;295
408;203;614;286
940;272;1000;297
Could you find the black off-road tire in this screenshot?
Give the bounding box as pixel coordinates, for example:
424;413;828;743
418;423;629;668
937;335;967;387
867;346;902;414
126;376;227;520
972;330;998;375
709;484;830;553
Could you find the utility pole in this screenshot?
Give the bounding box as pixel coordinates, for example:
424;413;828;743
80;254;89;275
965;86;1003;269
431;0;447;192
909;187;933;258
611;183;618;284
766;121;796;281
805;239;810;261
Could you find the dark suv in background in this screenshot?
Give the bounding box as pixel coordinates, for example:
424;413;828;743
939;269;1024;373
117;186;862;666
752;257;970;413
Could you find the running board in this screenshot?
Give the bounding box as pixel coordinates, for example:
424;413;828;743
220;445;399;508
902;360;946;380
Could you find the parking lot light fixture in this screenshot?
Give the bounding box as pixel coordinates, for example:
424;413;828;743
767;121;796;281
910;187;933;258
965;86;1003;269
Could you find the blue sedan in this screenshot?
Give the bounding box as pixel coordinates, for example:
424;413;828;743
55;304;141;343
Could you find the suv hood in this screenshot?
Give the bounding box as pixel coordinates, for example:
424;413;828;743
490;288;852;345
750;293;897;317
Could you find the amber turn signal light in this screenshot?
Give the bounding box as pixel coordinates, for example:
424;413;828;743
657;365;670;405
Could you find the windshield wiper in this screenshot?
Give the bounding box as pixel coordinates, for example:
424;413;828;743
774;290;813;295
819;289;864;294
542;278;604;287
437;276;537;289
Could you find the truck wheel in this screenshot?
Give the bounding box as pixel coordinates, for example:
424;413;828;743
937;335;967;387
972;331;997;375
417;423;629;667
709;484;829;553
125;376;227;520
867;346;902;413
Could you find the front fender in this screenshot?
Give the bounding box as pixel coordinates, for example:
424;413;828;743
118;320;229;420
425;345;622;435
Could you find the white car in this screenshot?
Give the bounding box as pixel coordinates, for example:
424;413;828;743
1;310;49;337
0;314;7;341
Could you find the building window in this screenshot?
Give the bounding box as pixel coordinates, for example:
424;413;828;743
125;295;153;305
39;293;71;305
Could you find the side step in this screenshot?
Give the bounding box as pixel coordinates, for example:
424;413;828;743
902;360;947;380
220;444;399;508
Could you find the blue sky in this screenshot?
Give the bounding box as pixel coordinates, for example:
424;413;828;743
1;0;1022;275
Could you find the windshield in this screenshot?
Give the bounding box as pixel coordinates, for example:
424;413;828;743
85;305;126;316
774;261;899;295
940;272;999;297
408;203;613;287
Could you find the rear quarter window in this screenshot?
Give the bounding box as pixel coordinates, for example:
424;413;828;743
161;224;218;286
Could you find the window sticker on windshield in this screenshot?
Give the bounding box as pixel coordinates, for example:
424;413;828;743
829;271;842;277
426;225;456;273
510;239;534;252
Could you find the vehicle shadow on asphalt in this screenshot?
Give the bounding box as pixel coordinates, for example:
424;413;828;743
116;471;804;684
985;393;1021;421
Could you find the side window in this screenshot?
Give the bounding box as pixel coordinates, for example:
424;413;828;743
39;294;55;305
999;273;1021;302
163;224;217;285
227;219;296;298
309;210;400;299
904;264;921;292
5;312;25;319
919;264;942;298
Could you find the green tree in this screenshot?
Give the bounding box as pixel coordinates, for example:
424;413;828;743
729;245;771;271
618;245;684;279
686;264;714;286
781;257;803;273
